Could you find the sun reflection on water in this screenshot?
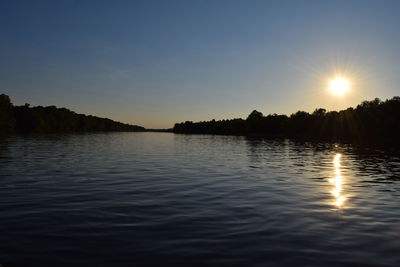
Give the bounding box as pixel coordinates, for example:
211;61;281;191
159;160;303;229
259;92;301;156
329;153;347;208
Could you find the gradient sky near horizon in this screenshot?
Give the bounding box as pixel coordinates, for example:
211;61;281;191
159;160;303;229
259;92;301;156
1;0;400;128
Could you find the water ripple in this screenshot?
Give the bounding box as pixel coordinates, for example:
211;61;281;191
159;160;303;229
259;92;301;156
1;133;400;266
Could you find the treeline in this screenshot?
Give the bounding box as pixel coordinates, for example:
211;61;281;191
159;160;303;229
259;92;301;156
0;94;145;134
174;97;400;145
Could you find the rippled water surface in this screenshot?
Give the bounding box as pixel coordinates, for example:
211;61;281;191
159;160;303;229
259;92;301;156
1;133;400;266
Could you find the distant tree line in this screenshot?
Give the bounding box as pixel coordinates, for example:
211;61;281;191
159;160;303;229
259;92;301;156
174;97;400;145
0;94;145;134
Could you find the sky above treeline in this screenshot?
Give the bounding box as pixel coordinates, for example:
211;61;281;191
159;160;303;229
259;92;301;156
1;0;400;128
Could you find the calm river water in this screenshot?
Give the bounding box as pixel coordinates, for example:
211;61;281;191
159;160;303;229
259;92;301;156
1;132;400;266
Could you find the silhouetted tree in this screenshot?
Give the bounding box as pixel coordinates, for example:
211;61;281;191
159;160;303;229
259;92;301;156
173;96;400;146
0;94;16;134
0;94;145;134
247;110;263;120
312;108;326;117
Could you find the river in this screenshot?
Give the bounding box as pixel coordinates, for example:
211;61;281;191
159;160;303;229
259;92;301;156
1;132;399;266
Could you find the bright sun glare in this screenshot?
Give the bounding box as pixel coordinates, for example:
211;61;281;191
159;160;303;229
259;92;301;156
329;77;350;96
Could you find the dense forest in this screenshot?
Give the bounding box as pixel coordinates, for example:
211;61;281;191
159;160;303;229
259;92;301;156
0;94;144;134
174;96;400;145
3;92;400;145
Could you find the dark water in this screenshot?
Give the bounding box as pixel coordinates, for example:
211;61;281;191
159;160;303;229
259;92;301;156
1;133;400;266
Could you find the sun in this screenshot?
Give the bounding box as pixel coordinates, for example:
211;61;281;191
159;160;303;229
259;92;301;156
329;77;350;96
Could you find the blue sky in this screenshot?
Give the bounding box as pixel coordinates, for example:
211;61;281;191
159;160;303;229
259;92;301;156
1;0;400;128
